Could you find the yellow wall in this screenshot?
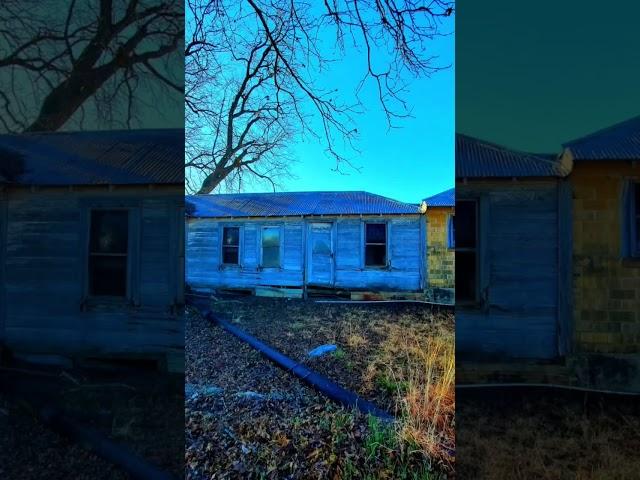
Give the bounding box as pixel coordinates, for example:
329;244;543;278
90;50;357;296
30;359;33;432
572;161;640;353
426;207;455;291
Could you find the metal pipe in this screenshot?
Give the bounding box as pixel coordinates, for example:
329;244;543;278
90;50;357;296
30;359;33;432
194;305;394;421
314;299;452;307
40;405;176;480
456;382;640;396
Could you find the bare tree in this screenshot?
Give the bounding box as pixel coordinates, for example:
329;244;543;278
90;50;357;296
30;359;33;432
185;0;453;194
0;0;184;133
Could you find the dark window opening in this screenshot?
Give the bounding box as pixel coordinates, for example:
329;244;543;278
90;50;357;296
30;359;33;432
455;200;478;303
222;226;240;264
635;183;640;255
262;226;280;268
89;210;128;297
365;223;387;267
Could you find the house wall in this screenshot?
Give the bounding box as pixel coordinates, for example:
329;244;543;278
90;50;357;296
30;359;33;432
186;218;306;290
185;215;425;292
456;179;565;359
571;161;640;354
425;207;455;303
1;186;184;366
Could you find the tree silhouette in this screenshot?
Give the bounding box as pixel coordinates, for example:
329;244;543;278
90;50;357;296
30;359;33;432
185;0;453;194
0;0;184;133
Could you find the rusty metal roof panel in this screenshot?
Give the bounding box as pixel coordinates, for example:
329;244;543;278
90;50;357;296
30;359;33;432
0;129;183;186
186;191;420;218
456;133;568;178
563;115;640;161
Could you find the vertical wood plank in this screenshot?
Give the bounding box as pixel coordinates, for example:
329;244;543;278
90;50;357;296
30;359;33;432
478;194;490;309
558;178;573;355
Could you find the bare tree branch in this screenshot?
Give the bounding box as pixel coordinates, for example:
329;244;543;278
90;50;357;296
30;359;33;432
185;0;453;194
0;0;184;133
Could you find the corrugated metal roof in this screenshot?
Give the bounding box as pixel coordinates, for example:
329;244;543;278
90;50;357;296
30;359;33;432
563;115;640;161
186;191;420;218
423;188;454;207
0;129;183;186
456;133;569;178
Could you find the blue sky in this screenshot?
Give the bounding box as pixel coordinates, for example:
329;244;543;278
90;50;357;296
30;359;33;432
246;27;455;204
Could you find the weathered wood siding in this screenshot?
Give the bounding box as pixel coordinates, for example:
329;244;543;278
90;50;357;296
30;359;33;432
1;187;183;359
333;217;423;291
186;219;305;290
456;180;564;359
186;215;424;292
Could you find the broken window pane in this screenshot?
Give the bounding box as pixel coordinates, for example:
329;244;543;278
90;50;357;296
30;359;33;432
222;227;240;265
365;223;387;266
262;227;280;267
88;210;128;297
90;210;128;254
223;226;240;246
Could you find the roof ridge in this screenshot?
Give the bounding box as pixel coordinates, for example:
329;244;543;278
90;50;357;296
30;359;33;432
563;114;640;147
192;190;372;196
457;132;567;172
458;132;559;162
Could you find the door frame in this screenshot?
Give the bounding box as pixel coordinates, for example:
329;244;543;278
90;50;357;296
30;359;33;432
305;221;335;287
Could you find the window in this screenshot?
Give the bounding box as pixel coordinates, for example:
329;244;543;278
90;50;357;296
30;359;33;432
89;210;128;297
365;223;387;267
447;214;455;249
455;200;477;303
262;226;281;268
635;184;640;255
222;226;240;264
623;181;640;258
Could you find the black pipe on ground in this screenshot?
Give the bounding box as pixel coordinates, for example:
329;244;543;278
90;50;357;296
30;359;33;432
456;382;640;396
39;405;176;480
197;306;394;422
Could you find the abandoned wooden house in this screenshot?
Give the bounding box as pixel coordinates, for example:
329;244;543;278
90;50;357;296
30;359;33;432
455;133;573;360
185;191;425;298
0;129;184;371
423;188;455;304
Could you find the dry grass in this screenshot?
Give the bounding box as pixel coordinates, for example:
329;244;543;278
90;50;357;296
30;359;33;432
457;389;640;479
360;315;455;471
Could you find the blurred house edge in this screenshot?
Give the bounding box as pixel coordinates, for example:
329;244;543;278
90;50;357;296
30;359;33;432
457;115;640;393
0;129;184;373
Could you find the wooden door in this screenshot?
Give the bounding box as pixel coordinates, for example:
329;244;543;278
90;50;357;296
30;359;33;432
307;222;334;287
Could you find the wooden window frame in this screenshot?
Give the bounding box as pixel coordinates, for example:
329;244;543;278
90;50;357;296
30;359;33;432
455;199;480;305
220;224;242;267
88;208;129;298
80;200;141;308
260;224;283;269
363;221;389;269
632;182;640;258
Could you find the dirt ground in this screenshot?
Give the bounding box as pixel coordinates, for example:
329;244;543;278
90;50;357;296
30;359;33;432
211;296;452;413
456;387;640;479
0;366;184;479
185;301;448;479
